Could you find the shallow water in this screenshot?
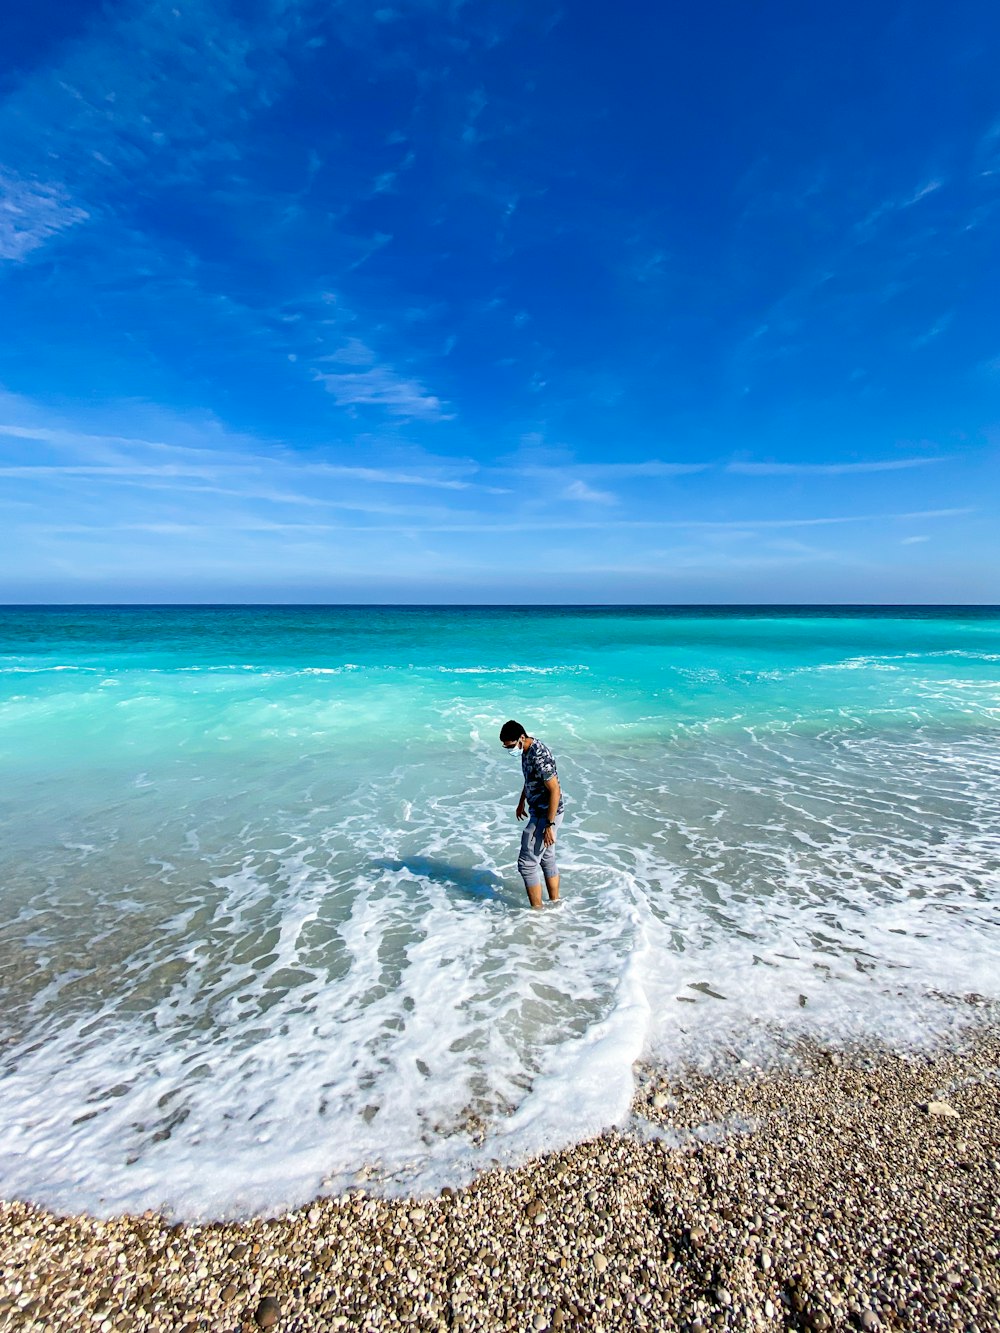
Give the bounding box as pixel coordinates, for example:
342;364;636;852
1;605;998;1217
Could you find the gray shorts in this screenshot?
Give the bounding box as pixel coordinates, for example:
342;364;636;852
517;813;563;887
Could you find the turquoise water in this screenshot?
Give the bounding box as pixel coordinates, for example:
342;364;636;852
1;606;999;1218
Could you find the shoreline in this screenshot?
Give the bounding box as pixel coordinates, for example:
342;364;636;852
2;1029;998;1332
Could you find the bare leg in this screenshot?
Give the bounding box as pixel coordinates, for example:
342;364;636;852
525;883;543;910
545;875;560;903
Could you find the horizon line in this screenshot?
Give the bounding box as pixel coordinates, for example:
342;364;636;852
2;601;999;611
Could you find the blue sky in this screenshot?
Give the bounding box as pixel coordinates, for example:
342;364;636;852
1;0;998;603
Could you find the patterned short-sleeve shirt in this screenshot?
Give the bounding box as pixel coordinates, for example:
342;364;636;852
521;738;565;818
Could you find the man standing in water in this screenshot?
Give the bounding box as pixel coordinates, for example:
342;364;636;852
500;719;564;909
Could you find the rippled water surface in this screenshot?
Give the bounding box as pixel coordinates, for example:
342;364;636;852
1;606;998;1217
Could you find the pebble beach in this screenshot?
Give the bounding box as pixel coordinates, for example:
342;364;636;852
2;1019;997;1333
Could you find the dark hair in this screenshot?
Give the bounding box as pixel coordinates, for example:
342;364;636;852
499;719;526;743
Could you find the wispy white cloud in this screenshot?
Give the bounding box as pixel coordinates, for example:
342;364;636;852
3;469;334;510
122;520;335;534
338;506;975;534
517;459;709;480
0;464;217;480
563;479;617;504
371;150;414;195
322;337;377;367
311;334;451;421
346;231;393;271
0;423;165;451
912;313;953;348
0;417;310;487
728;457;948;476
630;248;668;285
578;461;709;479
902;179;944;207
302;463;470;489
116;480;331;507
313;365;452;420
853;178;944;238
702;506;971;527
0;170;89;261
901;535;930;544
0;398;472;489
0;455;477;496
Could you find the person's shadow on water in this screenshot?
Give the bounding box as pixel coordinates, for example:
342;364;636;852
372;857;505;903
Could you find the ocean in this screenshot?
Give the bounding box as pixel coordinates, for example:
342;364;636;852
1;605;998;1220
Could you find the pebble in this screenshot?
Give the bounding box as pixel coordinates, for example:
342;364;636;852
593;1253;608;1274
254;1296;281;1329
924;1100;960;1118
